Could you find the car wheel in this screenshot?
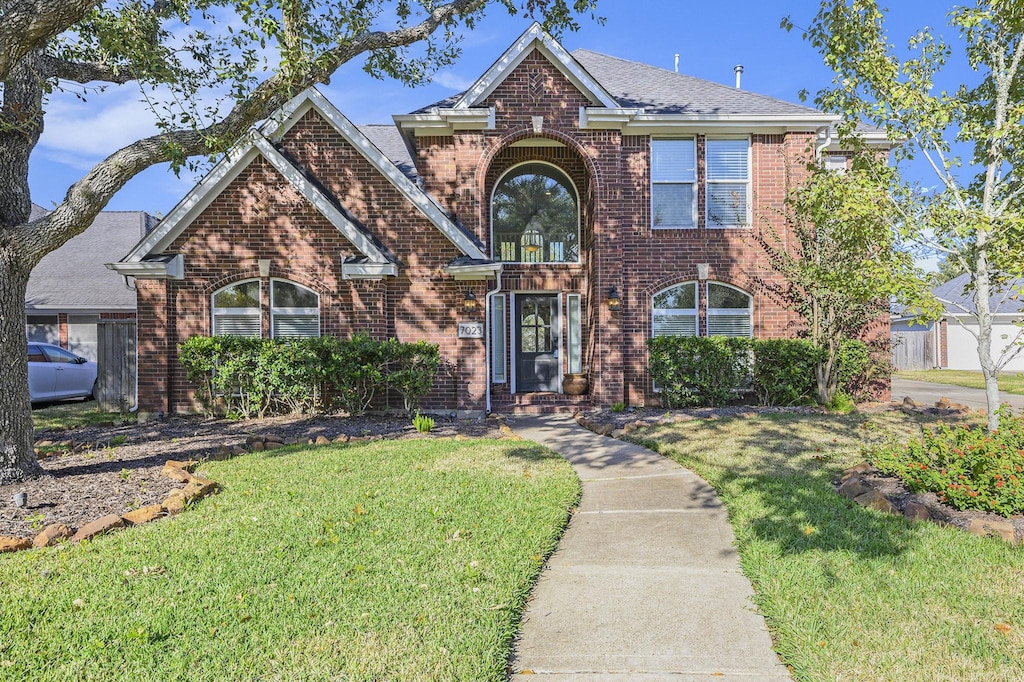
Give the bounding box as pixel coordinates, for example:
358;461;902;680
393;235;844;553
89;379;98;401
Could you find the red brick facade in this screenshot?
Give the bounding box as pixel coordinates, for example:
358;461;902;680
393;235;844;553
130;39;883;416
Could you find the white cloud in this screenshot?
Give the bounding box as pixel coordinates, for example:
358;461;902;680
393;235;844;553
430;70;475;91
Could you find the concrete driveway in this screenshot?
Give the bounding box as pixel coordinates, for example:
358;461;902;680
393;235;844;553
891;378;1024;412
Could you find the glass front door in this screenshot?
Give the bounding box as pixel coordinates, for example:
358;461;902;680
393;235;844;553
516;295;560;392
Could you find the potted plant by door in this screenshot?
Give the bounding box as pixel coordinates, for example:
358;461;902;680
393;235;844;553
562;368;590;395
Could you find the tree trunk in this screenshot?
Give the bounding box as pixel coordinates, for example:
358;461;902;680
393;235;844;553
974;257;1002;431
0;260;42;483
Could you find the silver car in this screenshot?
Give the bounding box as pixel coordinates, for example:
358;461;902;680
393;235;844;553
28;342;98;403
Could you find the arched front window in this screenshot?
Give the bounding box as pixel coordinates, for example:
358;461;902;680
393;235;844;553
212;280;261;337
492;163;579;264
652;282;698;337
706;282;752;337
211;279;320;338
651;281;753;338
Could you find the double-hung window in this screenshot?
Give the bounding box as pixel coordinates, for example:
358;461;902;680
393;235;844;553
706;137;751;228
652;282;698;337
706;282;753;337
651;139;697;228
212;280;261;337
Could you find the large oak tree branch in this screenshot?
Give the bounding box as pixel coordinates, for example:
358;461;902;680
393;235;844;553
32;0;488;260
0;0;99;82
37;53;134;84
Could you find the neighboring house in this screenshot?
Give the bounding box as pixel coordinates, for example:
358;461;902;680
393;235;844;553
892;274;1024;372
26;204;156;360
109;23;873;417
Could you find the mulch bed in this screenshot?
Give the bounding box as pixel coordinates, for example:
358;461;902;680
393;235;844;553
1;412;504;540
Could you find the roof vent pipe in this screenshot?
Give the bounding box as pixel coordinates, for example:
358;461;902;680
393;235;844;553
674;54;679;73
734;64;744;89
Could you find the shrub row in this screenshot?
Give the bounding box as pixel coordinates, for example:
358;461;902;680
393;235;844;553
179;334;440;419
647;336;877;408
871;406;1024;517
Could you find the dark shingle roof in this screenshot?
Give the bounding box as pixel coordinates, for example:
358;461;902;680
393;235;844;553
358;124;417;181
26;211;157;312
571;49;821;116
934;273;1024;316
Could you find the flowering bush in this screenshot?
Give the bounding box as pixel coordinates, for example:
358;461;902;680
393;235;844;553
871;407;1024;517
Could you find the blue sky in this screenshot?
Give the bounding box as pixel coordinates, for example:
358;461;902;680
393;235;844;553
29;0;965;217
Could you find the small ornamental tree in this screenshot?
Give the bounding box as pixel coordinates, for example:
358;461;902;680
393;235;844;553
787;0;1024;429
756;152;940;405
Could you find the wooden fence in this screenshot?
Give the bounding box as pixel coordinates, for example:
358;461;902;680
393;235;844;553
891;321;936;371
95;320;136;412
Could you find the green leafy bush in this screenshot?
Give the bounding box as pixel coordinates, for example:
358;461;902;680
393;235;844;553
178;335;440;418
870;406;1024;517
839;339;890;402
647;336;752;407
751;339;820;406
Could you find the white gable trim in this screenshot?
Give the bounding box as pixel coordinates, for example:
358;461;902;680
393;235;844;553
119;129;395;271
262;88;488;260
453;22;618;110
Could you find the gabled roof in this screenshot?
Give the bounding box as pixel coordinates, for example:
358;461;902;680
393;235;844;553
113;87;488;277
28;208;156;312
933;273;1024;317
454;22;618;110
571;49;820;117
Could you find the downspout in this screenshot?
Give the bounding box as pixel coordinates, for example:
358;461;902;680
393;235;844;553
815;125;833;160
485;266;503;415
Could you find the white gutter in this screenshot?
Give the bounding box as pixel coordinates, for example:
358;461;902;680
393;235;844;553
484;267;503;414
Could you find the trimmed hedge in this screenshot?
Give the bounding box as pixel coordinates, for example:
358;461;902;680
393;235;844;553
648;336;874;408
179;334;440;418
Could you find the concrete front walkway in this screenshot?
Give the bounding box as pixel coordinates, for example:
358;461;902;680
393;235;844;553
892;377;1024;412
509;415;791;681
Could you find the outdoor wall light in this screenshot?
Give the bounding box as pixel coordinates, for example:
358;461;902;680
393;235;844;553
607;286;622;311
463;291;478;312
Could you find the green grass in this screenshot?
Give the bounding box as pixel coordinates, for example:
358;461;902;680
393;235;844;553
628;411;1024;682
0;438;579;681
32;401;135;431
896;369;1024;395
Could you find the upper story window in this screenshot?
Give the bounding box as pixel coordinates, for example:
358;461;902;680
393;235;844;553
492;163;579;264
651;139;697;229
706;137;751;228
211;279;320;338
651;281;753;338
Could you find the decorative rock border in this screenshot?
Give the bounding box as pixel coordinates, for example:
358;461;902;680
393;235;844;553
836;461;1020;545
1;458;219;554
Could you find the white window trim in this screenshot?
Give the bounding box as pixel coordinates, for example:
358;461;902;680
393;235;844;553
567;293;582;374
491;294;507;384
490;161;581;265
705;135;752;229
651;138;698;230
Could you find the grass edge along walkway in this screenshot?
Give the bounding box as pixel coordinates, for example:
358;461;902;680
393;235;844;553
627;411;1024;682
0;437;580;681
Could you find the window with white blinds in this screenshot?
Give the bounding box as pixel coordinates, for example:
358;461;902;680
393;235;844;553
651;281;753;339
271;280;320;339
706;138;750;227
706;282;753;338
651;282;698;337
211;279;321;338
212;280;261;337
651;139;697;228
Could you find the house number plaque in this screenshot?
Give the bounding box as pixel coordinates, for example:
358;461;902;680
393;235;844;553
458;322;485;339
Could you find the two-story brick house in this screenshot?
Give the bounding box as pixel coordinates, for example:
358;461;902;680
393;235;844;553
109;23;856;417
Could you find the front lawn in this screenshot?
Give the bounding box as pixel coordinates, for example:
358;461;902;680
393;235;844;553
896;369;1024;395
628;411;1024;682
32;400;135;431
0;437;578;681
